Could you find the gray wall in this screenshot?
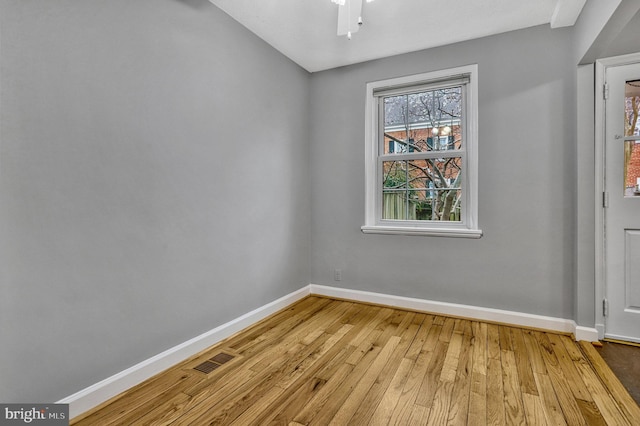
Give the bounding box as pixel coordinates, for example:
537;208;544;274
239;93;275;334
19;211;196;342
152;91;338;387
309;25;577;320
0;0;310;402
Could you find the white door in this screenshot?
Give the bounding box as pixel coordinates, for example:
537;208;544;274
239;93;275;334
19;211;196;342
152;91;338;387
604;62;640;343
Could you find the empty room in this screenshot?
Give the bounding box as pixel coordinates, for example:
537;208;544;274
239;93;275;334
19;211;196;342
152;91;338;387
2;0;640;424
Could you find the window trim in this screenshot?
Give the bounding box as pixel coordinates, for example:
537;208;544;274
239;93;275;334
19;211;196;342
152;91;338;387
362;65;482;238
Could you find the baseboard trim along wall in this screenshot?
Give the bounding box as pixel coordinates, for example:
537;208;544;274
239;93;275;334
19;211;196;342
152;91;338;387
309;284;599;342
310;284;598;342
58;286;311;420
60;283;598;419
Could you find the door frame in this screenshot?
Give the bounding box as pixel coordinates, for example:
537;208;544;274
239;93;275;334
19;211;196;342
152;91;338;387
595;52;640;340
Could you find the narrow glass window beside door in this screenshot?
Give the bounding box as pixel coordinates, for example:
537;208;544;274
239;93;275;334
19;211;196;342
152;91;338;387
362;65;481;237
624;79;640;196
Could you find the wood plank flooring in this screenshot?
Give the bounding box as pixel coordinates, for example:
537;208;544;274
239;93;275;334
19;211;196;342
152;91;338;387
71;297;640;425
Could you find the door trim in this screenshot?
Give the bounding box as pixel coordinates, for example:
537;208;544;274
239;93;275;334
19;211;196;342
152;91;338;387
595;52;640;340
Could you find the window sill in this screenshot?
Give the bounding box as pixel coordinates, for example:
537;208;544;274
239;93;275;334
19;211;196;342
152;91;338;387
361;225;483;238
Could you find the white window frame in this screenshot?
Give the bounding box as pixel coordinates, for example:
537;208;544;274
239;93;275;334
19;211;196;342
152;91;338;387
362;65;482;238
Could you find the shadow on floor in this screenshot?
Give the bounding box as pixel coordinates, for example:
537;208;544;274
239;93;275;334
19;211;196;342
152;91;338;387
595;341;640;406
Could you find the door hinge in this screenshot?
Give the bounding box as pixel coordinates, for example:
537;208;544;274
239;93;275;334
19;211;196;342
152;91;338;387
603;83;609;100
603;191;609;208
603;299;608;317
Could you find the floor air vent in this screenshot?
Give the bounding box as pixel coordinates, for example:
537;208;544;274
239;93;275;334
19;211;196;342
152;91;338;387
193;352;235;374
193;361;220;374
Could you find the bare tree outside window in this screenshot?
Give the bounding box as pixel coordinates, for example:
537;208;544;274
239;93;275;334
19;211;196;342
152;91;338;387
381;87;463;221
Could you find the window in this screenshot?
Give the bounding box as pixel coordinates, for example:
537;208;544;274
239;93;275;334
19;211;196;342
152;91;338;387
362;65;481;238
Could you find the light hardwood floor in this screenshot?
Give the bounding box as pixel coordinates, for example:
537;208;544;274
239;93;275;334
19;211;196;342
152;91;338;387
71;296;640;425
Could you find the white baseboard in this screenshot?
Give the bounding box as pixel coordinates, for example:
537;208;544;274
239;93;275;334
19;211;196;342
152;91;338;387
60;283;599;420
58;286;310;420
596;323;606;340
309;284;599;342
574;325;600;342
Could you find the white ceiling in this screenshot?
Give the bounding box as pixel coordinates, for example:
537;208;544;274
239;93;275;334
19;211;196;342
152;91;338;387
208;0;586;73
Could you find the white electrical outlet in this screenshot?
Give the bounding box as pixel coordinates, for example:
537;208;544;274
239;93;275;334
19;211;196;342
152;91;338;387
334;269;342;281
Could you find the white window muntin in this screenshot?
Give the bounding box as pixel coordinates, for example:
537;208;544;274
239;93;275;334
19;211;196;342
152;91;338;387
384;119;461;134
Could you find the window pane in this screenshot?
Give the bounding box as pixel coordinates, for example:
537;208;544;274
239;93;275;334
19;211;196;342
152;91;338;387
418;189;462;221
626;80;640;137
383;87;462;154
382;158;462;221
382;160;408;189
406;158;462;190
382;191;411;220
625;141;640;196
625;80;640;196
